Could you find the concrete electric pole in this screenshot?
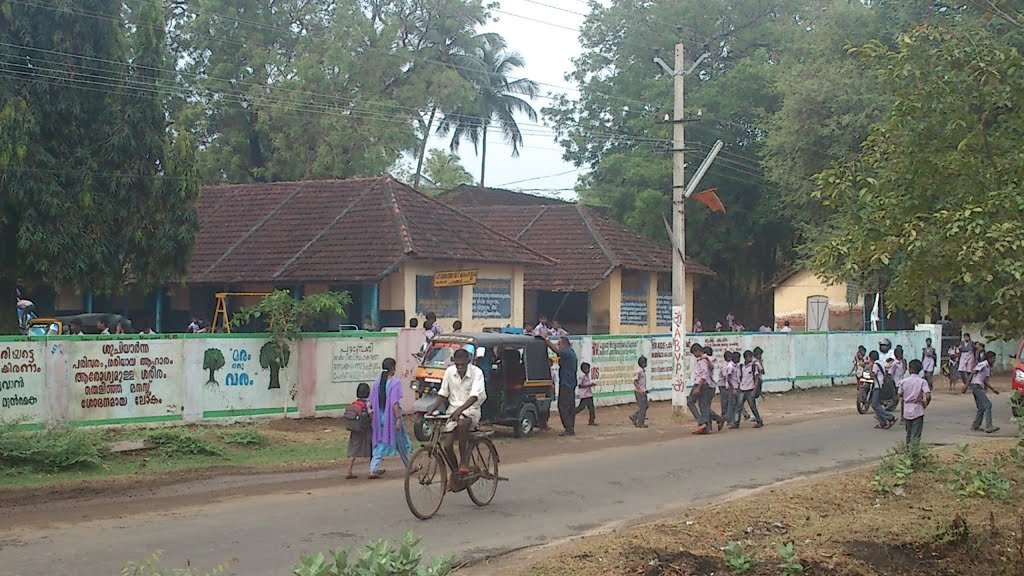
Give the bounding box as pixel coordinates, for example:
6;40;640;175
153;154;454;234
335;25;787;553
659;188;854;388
654;41;714;412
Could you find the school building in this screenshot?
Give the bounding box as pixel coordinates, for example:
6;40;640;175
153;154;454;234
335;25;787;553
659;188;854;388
34;180;713;335
441;186;714;334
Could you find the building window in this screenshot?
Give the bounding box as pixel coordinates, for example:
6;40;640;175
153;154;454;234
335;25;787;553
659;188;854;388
620;272;649;326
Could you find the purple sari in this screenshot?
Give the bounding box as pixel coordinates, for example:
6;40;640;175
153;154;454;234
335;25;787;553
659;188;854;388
369;376;406;452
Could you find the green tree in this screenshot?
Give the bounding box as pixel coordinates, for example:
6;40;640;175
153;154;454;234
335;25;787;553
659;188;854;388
436;40;539;186
170;0;495;184
545;0;811;318
0;0;199;333
809;19;1024;337
421;149;473;194
232;290;352;392
203;348;226;385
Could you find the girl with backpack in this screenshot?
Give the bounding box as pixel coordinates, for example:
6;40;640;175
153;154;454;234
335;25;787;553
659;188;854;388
344;383;372;479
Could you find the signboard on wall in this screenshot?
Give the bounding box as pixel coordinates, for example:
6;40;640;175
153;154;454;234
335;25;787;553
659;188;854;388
0;342;45;423
433;270;478;288
620;295;648;326
472;279;512;319
416;275;461;318
656;293;671;326
590;338;643;387
67;339;183;423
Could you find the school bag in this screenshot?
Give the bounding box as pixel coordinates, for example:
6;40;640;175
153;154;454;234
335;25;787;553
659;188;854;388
879;363;897;402
343;399;369;432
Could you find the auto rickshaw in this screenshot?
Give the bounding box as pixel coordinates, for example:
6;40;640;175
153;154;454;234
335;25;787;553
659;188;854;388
411;333;555;441
24;318;62;336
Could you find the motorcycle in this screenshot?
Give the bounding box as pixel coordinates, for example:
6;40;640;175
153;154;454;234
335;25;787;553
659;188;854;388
411;376;445;442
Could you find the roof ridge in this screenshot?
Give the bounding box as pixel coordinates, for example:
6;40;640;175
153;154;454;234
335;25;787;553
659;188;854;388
396;180;555;265
516;206;549;241
200;182;309;280
577;204;619;271
272;180;380;279
385;177;417;255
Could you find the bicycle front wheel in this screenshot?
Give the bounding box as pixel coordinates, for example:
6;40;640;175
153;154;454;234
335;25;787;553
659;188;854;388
467;438;499;507
405;447;447;520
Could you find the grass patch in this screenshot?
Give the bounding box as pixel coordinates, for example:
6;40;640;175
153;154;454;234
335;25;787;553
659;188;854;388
0;420;349;492
513;441;1024;576
0;419;106;473
146;428;226;458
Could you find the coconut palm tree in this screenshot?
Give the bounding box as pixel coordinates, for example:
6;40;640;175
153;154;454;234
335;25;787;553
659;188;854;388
411;30;503;189
436;41;539;187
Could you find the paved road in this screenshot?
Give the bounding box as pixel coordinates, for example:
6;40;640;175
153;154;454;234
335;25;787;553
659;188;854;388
0;394;1015;575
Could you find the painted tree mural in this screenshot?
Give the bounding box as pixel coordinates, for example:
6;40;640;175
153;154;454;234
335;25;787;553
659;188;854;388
203;348;225;385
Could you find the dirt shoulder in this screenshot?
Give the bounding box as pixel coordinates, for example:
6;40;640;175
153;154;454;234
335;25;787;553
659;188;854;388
461;438;1024;576
0;384;861;512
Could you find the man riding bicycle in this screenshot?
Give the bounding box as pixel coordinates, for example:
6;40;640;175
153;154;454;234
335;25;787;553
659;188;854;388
429;348;486;489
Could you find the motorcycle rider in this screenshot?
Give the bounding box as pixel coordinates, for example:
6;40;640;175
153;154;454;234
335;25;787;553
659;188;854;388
869;349;897;429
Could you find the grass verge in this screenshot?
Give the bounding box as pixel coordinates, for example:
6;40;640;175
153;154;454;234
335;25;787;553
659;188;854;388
0;419;351;491
507;439;1024;576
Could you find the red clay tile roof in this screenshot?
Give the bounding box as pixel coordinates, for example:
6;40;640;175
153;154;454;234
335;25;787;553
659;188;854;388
460;204;714;291
190;177;551;284
443;184;569;207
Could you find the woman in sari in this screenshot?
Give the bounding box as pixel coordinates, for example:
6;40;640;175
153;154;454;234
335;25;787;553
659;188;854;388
368;357;411;479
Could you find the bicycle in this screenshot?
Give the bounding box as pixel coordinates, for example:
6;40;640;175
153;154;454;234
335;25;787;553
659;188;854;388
404;413;507;520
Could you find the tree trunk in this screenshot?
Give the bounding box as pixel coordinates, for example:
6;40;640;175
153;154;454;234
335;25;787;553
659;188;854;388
480;124;488;186
269;364;281;389
207;368;216;384
413;107;437;189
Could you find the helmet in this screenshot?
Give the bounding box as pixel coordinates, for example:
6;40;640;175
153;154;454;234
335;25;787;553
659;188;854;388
879;338;891;348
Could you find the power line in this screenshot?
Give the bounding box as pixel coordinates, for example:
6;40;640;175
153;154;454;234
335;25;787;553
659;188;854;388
492;168;584;187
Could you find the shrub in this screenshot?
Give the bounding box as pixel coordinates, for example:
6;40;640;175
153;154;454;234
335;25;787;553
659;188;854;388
293;533;451;576
945;445;1012;500
870;443;932;496
722;542;755;574
775;542;804;576
222;426;267;447
0;419;105;472
122;534;450;576
145;429;225;458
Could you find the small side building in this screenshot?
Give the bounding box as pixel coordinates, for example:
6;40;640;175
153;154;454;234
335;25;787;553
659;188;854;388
769;268;866;331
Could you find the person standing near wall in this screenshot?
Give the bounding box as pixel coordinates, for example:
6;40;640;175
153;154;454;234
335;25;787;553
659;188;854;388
957;333;975;387
540;336;578;436
630;356;649;428
921;338;936;386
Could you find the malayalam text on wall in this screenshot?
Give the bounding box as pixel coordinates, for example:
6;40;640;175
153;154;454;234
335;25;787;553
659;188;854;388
0;342;45;423
66;340;182;423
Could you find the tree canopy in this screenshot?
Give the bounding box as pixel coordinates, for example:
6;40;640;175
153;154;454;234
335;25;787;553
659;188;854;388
809;18;1024;337
0;0;199;332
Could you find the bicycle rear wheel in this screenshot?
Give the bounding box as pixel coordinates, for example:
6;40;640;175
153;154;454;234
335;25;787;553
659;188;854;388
405;447;447;520
467;438;499;507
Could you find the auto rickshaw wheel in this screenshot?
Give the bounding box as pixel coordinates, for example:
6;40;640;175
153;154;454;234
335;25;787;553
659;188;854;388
514;406;536;438
414;414;434;442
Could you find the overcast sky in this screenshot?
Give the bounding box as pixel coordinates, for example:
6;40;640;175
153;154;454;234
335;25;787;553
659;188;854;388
423;0;592;200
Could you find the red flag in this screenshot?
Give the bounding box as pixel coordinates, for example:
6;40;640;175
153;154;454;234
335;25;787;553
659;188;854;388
692;188;725;214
